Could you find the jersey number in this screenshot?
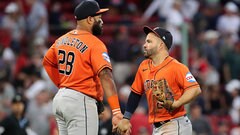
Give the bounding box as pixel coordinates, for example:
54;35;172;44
58;50;75;75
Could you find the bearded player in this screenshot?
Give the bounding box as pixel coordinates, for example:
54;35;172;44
42;0;123;134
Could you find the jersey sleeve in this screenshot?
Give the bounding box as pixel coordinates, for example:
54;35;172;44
42;43;60;87
176;64;199;92
90;42;112;75
131;66;144;95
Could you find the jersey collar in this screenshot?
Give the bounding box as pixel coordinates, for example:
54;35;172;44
70;29;91;35
149;56;173;72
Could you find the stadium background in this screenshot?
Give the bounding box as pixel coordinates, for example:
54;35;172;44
0;0;240;134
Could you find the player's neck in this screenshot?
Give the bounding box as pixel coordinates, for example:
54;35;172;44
151;51;169;66
76;26;91;33
76;21;92;33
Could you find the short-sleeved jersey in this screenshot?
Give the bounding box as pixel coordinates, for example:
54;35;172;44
131;56;200;123
43;30;112;101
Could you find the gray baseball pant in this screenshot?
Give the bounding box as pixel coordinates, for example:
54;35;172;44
52;88;98;135
153;115;192;135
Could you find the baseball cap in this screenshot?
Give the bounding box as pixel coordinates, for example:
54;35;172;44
143;26;173;50
225;2;238;13
74;0;109;20
225;79;240;93
5;2;19;13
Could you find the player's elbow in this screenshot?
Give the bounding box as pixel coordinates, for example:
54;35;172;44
98;68;113;80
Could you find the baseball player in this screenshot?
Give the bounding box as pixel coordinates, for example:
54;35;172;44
116;26;202;135
42;0;122;135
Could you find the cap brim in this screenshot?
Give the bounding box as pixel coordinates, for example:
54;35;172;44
143;26;160;38
96;8;109;14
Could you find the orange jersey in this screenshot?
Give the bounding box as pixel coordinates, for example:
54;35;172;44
131;56;200;123
43;30;112;101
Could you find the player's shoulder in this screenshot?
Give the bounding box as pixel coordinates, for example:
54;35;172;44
170;57;189;71
170;57;186;67
74;31;105;45
55;30;106;47
92;36;106;47
82;34;106;50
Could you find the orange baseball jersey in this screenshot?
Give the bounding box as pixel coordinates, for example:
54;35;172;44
43;30;112;101
131;56;200;123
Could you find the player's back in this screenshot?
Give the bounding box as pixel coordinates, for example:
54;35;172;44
51;29;111;99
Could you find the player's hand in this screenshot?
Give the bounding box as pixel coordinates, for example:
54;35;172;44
112;113;123;133
116;118;132;135
158;100;180;111
170;100;181;110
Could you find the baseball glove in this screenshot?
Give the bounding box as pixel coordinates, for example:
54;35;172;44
152;79;174;111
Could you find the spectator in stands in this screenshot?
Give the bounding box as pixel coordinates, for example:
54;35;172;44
26;0;48;45
190;103;213;135
192;3;220;35
166;0;183;45
217;1;240;44
32;37;48;56
142;0;199;23
202;30;222;71
166;0;184;60
108;26;132;85
49;2;62;27
0;61;15;115
26;90;53;135
181;0;199;21
223;41;240;80
189;48;209;83
24;64;47;100
225;79;240;125
141;0;175;22
108;26;131;62
204;84;229;115
0;94;28;135
118;82;131;113
1;2;26;53
217;119;231;135
230;124;240;135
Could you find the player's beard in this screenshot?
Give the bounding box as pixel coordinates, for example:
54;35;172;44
144;48;157;59
92;19;102;36
144;50;151;58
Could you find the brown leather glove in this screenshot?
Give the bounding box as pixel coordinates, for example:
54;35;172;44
152;79;174;111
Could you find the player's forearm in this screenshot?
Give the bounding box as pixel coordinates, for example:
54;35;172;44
173;87;201;108
99;68;121;114
99;68;118;97
123;91;142;120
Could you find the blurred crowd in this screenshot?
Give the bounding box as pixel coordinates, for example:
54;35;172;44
0;0;240;135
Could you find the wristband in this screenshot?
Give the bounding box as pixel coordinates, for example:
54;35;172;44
112;108;121;116
107;95;121;114
123;111;132;120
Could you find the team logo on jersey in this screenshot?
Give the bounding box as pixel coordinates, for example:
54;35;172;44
102;52;110;63
185;72;196;82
